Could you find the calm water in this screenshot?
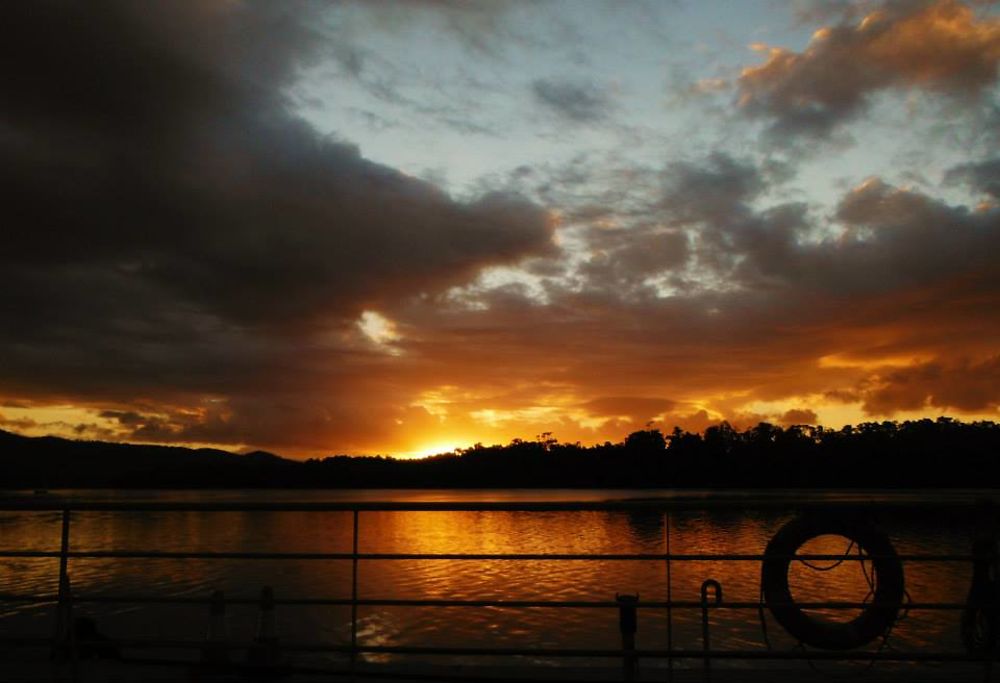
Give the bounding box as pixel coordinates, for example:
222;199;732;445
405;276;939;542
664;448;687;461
0;489;992;673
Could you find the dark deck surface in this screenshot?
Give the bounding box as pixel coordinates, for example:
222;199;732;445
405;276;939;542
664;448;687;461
1;652;992;683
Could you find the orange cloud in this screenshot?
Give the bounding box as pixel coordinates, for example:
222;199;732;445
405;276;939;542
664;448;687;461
738;0;1000;140
861;356;1000;415
779;408;819;426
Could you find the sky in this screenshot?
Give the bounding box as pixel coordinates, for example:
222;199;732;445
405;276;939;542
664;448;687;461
2;0;999;458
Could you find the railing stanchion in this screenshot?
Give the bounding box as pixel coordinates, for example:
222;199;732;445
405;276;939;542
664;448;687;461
617;593;639;681
51;510;72;657
665;510;673;683
351;508;360;674
248;585;283;669
58;509;70;601
51;509;80;682
202;589;229;667
701;579;722;682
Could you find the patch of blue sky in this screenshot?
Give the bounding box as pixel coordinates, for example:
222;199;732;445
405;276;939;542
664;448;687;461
289;0;987;252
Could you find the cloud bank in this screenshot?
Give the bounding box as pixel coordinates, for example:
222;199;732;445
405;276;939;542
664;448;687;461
1;0;997;456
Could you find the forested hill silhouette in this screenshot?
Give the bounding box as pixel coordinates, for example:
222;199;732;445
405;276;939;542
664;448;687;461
1;418;998;489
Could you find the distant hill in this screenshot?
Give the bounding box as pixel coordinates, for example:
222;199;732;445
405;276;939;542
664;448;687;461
1;417;999;489
0;429;295;488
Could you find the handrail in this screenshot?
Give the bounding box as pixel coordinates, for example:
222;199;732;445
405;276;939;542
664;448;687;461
0;495;995;512
0;549;977;561
0;593;974;609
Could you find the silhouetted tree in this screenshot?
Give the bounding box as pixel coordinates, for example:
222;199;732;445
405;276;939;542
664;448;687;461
1;418;998;489
624;428;666;452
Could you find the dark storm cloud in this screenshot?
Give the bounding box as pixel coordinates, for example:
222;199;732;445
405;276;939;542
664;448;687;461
0;2;551;384
820;178;1000;291
738;0;1000;142
579;227;689;293
652;153;1000;298
945;157;1000;199
660;152;769;225
2;2;552;325
531;79;613;123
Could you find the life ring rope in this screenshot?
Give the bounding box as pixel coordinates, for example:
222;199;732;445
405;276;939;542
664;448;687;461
798;539;857;571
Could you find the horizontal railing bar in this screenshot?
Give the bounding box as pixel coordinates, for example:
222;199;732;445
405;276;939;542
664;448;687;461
0;635;990;661
0;550;977;561
0;550;353;560
353;646;994;661
52;656;1000;683
361;552;967;562
0;498;995;512
117;659;656;683
83;657;665;683
357;599;967;609
107;657;667;683
0;592;973;610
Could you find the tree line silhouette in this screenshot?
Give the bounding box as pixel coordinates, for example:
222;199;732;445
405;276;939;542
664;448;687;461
1;417;998;489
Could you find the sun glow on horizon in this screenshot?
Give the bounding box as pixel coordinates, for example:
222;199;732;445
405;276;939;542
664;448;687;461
397;440;474;459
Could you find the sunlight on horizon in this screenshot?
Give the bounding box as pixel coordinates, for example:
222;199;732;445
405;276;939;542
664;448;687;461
397;440;471;460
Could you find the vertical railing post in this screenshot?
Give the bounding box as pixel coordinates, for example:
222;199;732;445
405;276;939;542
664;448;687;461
617;593;638;682
700;579;722;681
248;586;282;669
58;509;70;599
202;589;229;667
350;509;360;672
664;510;673;683
51;509;80;682
52;510;71;656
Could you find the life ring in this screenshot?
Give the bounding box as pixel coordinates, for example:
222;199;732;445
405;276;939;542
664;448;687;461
761;513;905;650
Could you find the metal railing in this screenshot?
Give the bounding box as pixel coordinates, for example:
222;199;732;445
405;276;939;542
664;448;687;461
0;497;996;681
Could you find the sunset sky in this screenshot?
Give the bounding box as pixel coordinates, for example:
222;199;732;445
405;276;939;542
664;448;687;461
2;0;999;458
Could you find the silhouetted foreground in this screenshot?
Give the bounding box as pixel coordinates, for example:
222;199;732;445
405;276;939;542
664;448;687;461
1;418;998;489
